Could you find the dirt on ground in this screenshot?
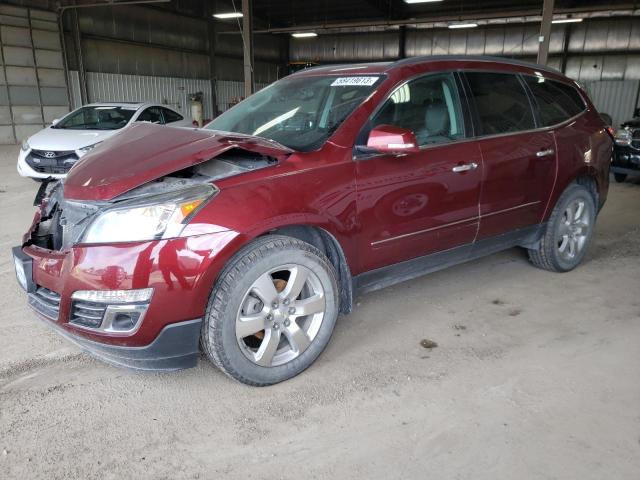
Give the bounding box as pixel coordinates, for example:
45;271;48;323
1;145;639;479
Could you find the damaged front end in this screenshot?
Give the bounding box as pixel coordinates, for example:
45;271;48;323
13;127;291;370
25;147;280;251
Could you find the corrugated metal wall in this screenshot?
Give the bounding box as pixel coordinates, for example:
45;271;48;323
69;72;271;122
64;5;283;83
215;80;270;113
584;80;640;128
0;4;70;144
69;71;214;120
289;17;640;81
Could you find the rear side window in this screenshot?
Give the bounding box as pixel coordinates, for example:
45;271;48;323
465;72;535;135
137;107;163;124
524;77;586;126
161;108;184;123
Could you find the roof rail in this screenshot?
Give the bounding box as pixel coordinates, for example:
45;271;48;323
391;55;563;75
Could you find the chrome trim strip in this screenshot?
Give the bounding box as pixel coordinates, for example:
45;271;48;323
371;200;542;247
371;216;479;246
480;201;541;218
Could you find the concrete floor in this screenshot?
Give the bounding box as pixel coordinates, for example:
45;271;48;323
0;145;639;480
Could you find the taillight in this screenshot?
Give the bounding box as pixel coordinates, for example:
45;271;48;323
605;126;615;140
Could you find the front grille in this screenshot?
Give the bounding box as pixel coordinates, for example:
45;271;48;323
26;150;78;174
28;287;61;319
70;300;106;329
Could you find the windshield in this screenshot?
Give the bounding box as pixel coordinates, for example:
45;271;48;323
53;106;137;130
206;75;384;151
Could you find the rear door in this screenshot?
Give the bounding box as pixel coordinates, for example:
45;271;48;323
463;71;557;239
354;72;483;273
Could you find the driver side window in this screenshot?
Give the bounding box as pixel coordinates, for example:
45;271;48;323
370;73;465;147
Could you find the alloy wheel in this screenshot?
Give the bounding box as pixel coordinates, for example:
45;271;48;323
235;264;326;367
556;198;591;262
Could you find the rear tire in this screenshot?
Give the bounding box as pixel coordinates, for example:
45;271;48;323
613;173;627;183
201;235;339;386
528;184;596;272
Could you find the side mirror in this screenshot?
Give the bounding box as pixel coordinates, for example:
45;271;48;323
366;124;420;155
51;118;60;126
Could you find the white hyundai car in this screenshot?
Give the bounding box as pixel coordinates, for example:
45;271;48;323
17;102;193;180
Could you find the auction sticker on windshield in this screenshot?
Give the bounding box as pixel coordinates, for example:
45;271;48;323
331;77;379;87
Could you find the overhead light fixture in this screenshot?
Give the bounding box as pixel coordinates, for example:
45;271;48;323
551;18;583;24
448;23;478;29
292;32;318;38
404;0;443;3
213;12;243;19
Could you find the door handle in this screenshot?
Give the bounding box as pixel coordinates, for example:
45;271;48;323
452;162;478;173
536;148;555;158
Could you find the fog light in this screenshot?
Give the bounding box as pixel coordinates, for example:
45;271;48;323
70;289;152;334
72;288;153;304
111;311;141;331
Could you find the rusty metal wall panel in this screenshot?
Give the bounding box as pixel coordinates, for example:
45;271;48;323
584;80;640;128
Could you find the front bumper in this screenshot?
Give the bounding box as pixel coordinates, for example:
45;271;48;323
38;313;202;371
13;228;241;371
17;149;67;180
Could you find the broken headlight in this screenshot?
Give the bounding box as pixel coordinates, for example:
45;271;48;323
82;184;217;244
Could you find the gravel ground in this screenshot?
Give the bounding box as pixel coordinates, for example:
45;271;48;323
1;145;639;479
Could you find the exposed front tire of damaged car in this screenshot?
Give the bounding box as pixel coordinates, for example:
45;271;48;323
201;235;339;386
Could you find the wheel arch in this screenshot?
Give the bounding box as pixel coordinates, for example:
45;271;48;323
546;166;603;222
261;225;354;315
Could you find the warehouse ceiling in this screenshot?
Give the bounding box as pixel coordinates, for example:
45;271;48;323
249;0;638;27
6;0;640;30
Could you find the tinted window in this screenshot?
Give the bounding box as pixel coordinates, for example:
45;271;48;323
162;108;184;123
137;107;163;124
370;73;465;146
524;77;585;126
465;72;535;135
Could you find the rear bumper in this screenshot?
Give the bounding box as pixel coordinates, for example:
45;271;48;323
38;313;202;371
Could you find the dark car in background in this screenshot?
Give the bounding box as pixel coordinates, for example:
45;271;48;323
13;56;612;385
612;107;640;183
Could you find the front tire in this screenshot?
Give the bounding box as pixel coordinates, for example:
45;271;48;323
528;184;596;272
201;235;339;386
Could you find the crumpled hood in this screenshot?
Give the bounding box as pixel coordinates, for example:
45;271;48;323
63;123;292;201
28;126;118;151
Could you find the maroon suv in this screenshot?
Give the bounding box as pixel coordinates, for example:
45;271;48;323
13;56;612;385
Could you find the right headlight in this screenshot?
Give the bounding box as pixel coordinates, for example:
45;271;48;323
614;128;632;146
82;184;218;244
21;140;30;152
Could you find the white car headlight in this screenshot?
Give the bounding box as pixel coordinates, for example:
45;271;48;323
21;140;30;152
82;184;217;244
77;142;101;157
614;128;632;146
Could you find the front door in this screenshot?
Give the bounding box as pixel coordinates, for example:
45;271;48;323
354;73;482;273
